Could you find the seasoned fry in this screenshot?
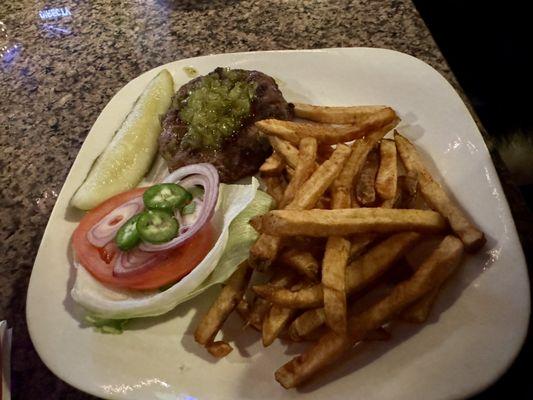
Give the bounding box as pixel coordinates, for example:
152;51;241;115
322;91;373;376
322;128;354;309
275;235;464;388
268;136;299;169
280;248;320;280
395;132;485;251
248;269;296;330
254;232;421;309
286;144;351;210
251;208;447;237
259;153;285;176
280;137;318;208
355;147;380;206
401;286;440;323
262;176;285;207
375;139;398;203
194;261;252;346
256;108;399;145
206;341;233;358
262;279;305;346
294;103;393;124
322;236;350;334
251;144;350;269
249;234;282;271
289;308;326;341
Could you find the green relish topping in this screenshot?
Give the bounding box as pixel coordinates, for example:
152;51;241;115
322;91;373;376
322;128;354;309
178;69;257;150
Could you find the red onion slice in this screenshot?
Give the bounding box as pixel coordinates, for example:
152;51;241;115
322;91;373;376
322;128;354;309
139;163;219;252
113;248;167;277
87;196;144;248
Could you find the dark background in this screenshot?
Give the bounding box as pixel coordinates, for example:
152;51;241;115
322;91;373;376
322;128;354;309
413;0;532;397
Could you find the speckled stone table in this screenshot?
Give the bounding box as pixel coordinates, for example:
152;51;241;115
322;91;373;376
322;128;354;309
0;1;530;399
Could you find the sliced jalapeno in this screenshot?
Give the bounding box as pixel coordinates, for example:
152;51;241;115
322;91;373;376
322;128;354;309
115;214;142;251
143;183;192;212
136;210;179;244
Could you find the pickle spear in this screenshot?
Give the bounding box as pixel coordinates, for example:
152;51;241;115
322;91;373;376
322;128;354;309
71;69;174;210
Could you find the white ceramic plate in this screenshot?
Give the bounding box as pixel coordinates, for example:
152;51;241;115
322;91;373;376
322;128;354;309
27;48;529;400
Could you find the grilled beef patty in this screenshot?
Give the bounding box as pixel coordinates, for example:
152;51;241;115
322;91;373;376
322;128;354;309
159;68;293;183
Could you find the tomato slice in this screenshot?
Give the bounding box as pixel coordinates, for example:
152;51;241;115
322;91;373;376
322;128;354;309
71;188;215;290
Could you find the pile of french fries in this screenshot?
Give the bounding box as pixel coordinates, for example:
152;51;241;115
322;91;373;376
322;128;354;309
194;103;486;388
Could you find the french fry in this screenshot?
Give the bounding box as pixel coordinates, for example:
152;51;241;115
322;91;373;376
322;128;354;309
248;269;296;330
375;139;398;205
256;108;399;145
254;232;421;309
262;280;306;347
275;235;464;388
250;145;350;269
268;136;299;169
250;208;447;237
365;327;391;341
262;305;297;347
280;137;318;208
194;261;252;346
262;176;285;207
259;153;285;176
280;248;320;280
289;308;326;342
206;341;233;358
322;236;350;334
236;298;250;322
355;147;380;206
294;103;394;124
401;286;440;323
395;132;485;251
285;144;351;210
394;171;419;209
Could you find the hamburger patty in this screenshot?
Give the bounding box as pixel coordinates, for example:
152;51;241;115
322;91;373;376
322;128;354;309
159;68;293;183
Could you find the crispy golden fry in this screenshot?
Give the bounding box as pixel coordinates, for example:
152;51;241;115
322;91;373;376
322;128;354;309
256;108;398;145
194;261;252;346
249;234;282;271
294;103;394;124
401;286;440;323
262;279;305;346
250;208;447;237
280;248;319;280
248;269;296;330
286;144;351;210
262;305;297;347
375;139;398;202
268;136;299;169
275;235;464;388
280;137;318;208
254;232;421;309
251;145;349;269
349;234;378;261
254;283;323;309
355;147;380;206
206;341;233;358
259;153;285;176
322;236;350;334
262;176;285;207
395;132;485;251
288;308;326;341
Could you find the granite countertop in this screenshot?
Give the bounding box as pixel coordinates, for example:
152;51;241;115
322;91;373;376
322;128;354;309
0;1;529;399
